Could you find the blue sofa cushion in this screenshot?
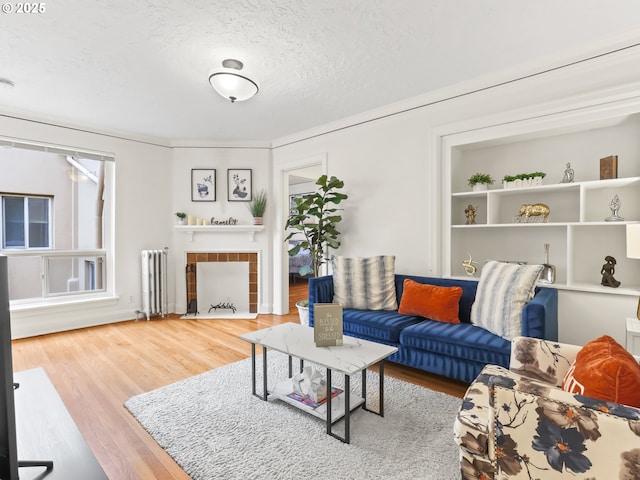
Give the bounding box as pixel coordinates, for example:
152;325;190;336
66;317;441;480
399;319;511;366
342;309;423;344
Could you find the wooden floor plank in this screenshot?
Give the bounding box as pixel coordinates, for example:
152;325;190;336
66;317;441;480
10;281;468;479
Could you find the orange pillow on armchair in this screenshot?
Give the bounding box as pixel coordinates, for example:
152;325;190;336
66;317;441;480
398;279;462;323
562;335;640;408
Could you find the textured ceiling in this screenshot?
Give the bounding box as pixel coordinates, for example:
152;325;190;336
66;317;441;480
1;1;640;143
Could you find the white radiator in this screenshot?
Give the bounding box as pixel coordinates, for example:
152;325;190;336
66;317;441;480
140;248;168;320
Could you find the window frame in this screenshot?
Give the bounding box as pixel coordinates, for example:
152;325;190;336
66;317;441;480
1;194;53;250
0;136;115;306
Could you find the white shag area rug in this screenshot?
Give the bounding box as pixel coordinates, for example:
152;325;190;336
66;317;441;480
125;353;462;480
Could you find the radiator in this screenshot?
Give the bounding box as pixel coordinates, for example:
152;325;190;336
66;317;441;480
140;248;168;320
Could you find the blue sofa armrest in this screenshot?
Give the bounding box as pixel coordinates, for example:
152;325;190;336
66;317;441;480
521;287;558;341
308;275;334;326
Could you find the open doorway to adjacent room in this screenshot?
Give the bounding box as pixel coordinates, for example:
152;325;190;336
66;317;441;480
285;164;322;312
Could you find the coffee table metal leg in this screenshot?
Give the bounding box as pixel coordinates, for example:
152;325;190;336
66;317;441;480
250;343;256;397
250;344;268;401
262;346;268;401
326;369;351;444
362;360;385;417
326;368;332;436
379;361;385;417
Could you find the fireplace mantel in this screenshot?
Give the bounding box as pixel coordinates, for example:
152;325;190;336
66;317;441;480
175;225;264;242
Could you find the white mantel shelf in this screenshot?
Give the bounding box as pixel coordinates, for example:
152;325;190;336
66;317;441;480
175;225;264;242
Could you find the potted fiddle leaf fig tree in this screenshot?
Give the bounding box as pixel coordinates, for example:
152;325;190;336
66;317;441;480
285;175;348;325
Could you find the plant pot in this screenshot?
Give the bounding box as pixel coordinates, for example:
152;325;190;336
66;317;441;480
296;301;309;326
176;218;186;225
253;217;263;225
472;184;488;192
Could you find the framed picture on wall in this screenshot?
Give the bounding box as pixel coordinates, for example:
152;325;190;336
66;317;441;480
228;169;252;202
191;169;216;202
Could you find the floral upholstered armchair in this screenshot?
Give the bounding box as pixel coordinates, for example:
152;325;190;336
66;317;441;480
454;336;640;479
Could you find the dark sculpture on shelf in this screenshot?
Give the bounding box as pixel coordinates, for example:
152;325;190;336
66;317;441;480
601;255;621;288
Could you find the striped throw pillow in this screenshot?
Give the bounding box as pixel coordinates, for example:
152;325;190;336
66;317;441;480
470;260;543;340
331;256;397;310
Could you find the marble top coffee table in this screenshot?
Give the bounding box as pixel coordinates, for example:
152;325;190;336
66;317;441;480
239;322;397;444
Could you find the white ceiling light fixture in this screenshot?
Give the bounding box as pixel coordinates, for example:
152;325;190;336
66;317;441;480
208;59;258;103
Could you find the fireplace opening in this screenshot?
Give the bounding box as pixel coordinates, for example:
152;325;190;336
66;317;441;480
183;252;258;319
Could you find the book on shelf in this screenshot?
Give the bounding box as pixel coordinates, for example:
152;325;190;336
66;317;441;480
600;155;618;180
286;386;343;409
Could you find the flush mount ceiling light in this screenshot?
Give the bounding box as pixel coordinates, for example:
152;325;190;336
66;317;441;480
208;59;258;103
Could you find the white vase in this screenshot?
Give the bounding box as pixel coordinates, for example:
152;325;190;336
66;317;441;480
296;302;309;326
472;184;488;192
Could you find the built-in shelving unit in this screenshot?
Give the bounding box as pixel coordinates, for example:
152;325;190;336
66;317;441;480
175;224;264;241
443;103;640;296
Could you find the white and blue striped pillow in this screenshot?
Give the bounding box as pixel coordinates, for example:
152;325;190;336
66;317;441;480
331;255;397;310
470;260;543;340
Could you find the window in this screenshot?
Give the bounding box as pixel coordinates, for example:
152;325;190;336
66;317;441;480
0;139;114;303
2;195;51;249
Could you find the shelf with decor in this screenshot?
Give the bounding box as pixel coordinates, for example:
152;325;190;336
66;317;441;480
174;224;264;241
444;105;640;295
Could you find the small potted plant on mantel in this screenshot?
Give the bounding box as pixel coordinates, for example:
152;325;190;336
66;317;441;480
285;175;348;325
248;189;267;225
175;211;187;225
467;173;494;191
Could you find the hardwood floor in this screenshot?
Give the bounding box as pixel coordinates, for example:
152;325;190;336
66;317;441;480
10;280;468;480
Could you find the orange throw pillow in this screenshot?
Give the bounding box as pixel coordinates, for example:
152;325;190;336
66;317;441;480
562;335;640;408
397;279;462;323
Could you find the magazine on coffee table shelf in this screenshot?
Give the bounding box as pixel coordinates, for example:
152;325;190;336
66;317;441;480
286;386;343;409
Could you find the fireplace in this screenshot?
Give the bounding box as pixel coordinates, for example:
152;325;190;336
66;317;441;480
185;252;258;316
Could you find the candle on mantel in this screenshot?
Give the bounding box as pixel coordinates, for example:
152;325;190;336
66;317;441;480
188;215;195;225
197;217;203;225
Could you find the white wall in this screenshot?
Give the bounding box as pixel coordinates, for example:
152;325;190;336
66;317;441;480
0;116;173;338
170;147;272;314
271;44;640;346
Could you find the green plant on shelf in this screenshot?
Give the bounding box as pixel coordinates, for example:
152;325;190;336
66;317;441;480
467;173;495;187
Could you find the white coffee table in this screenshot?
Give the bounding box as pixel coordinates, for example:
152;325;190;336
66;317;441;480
239;322;398;443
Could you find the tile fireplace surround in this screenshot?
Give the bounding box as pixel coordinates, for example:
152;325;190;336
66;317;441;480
185;252;258;313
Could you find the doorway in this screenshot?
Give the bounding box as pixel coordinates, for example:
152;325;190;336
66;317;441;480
279;162;323;314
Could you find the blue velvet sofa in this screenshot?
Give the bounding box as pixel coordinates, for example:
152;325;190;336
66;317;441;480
308;274;558;383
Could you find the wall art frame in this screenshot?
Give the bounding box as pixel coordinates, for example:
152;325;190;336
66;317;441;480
191;169;216;202
227;169;252;202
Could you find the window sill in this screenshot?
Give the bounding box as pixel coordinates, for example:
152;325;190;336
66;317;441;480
10;292;118;312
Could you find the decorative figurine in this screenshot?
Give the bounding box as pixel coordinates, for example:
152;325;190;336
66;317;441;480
560;162;574;183
464;204;477;225
462;253;479;276
515;203;550;223
605;194;624;221
601;255;621;288
539;243;556;284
